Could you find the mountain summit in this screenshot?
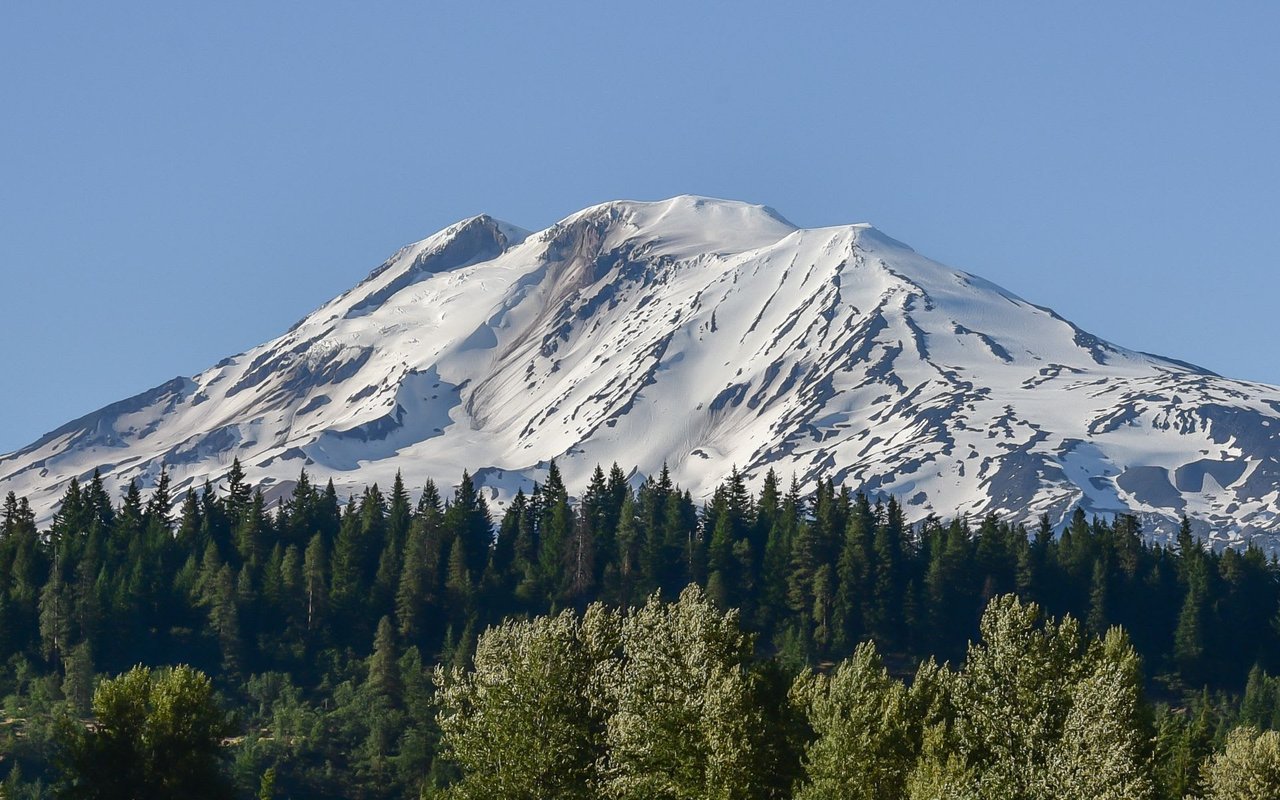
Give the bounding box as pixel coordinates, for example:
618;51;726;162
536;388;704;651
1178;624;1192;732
4;196;1279;545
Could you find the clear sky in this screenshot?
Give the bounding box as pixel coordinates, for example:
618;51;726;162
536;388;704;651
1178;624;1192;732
1;2;1277;454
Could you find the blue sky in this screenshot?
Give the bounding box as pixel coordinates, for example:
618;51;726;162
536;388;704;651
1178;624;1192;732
1;2;1277;453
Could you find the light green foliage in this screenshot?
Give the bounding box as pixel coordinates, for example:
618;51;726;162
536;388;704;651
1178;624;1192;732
1203;727;1280;800
601;586;761;800
434;604;621;800
54;664;234;800
791;641;913;800
434;587;765;800
950;594;1087;798
1044;629;1153;800
257;766;276;800
906;724;977;800
940;595;1153;800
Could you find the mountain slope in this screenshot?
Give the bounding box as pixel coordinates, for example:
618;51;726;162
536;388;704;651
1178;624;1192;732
4;196;1279;545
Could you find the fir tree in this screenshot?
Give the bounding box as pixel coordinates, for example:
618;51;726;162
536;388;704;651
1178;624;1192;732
369;615;402;706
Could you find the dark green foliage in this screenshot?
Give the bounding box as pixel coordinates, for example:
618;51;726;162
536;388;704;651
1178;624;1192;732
2;463;1280;798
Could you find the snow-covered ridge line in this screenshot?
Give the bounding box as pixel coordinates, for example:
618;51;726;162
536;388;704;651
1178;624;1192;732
2;195;1278;548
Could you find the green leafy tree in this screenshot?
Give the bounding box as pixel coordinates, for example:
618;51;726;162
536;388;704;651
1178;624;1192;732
1203;727;1280;800
1044;628;1154;800
792;640;914;800
434;605;620;800
600;586;762;800
941;595;1154;800
53;665;235;800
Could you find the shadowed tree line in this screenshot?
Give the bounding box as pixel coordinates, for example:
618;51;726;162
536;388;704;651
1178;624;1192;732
2;459;1280;798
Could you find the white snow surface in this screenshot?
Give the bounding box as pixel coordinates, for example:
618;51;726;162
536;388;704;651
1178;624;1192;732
4;195;1280;547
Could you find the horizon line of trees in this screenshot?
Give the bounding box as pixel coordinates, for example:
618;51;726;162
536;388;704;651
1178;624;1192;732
3;458;1280;797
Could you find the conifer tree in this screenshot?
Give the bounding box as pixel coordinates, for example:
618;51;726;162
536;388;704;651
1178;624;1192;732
833;497;873;653
396;519;433;644
39;559;71;669
539;488;574;605
224;458;252;528
1087;556;1111;636
63;639;95;716
563;510;597;605
611;492;642;608
369;615;402;706
330;496;367;621
446;471;492;581
175;489;202;551
1176;553;1211;685
52;477;87;546
302;533;327;633
759;477;800;638
144;467;173;535
208;564;242;676
869;496;907;647
445;536;474;616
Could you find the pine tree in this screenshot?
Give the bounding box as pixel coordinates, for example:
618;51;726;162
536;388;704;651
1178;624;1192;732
1087;557;1110;636
869;497;907;647
446;471;493;581
234;489;269;570
208;565;242;676
1176;554;1211;685
39;559;71;669
369;615;402;706
539;488;573;605
51;477;87;546
144;466;173;535
563;509;597;605
396;519;433;643
489;489;523;597
63;639;95;715
612;492;642;608
759;477;800;638
224;458;252;528
278;544;302;620
302;533;327;633
833;498;873;653
329;496;366;620
445;536;474;615
175;489;202;551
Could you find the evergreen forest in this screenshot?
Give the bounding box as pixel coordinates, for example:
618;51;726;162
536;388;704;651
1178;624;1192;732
3;459;1280;798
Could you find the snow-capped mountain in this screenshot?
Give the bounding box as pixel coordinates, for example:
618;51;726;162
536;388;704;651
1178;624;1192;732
4;196;1279;545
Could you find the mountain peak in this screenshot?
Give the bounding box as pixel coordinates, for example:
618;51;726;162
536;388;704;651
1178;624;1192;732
571;194;795;225
3;197;1280;549
335;213;529;322
547;195;798;260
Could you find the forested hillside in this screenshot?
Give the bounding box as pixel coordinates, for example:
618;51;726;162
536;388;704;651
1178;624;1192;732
2;460;1280;798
